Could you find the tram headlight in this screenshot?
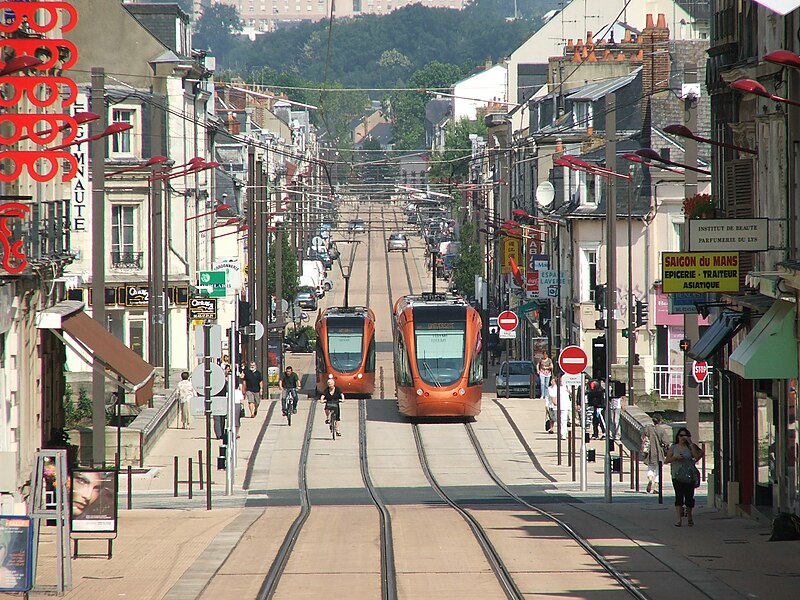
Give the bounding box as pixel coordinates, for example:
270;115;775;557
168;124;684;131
458;388;466;396
416;389;423;396
356;373;363;379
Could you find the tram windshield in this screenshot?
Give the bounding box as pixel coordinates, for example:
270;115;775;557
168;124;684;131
327;320;364;373
414;321;466;386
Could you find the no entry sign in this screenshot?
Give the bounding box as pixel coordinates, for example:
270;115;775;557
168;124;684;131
497;310;518;332
559;345;589;376
692;360;709;384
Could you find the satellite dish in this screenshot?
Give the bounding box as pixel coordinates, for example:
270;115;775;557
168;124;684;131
536;181;555;208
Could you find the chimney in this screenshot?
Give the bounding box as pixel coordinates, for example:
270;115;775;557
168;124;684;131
586;31;594;45
227;112;240;135
485;57;492;70
603;49;612;61
641;11;671;147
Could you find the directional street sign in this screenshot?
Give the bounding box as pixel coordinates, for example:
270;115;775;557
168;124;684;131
559;345;589;376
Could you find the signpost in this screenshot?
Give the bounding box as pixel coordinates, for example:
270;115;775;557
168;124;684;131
692;360;709;384
559;345;589;492
661;252;740;293
498;310;518;398
688;218;768;252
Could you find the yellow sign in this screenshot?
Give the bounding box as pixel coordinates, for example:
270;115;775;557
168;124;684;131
501;236;522;274
662;252;740;293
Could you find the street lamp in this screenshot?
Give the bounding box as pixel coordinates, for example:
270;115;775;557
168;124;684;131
663;124;758;155
635;148;711;175
46;121;133;151
621;152;685;174
730;78;800;108
0;55;43;75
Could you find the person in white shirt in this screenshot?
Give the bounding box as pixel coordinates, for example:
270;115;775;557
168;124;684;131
176;371;194;429
608;393;623;440
548;376;571;440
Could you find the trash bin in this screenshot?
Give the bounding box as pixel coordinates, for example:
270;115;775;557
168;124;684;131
611;457;622;473
587;449;596;462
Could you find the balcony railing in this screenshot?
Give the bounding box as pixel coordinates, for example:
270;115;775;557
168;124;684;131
111;251;144;269
652;365;713;399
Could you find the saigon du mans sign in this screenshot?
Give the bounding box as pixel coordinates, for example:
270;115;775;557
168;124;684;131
662;252;740;293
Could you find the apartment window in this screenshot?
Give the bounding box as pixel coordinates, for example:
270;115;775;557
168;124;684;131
111;108;134;155
581;247;598;303
573;102;591;130
111;205;135;256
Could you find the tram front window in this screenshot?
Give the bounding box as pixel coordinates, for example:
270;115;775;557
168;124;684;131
327;327;364;373
414;323;465;386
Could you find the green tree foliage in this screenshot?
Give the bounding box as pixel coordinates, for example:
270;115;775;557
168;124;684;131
390;61;464;150
192;4;244;64
428;118;488;186
267;226;299;301
228;3;538;88
452;220;482;299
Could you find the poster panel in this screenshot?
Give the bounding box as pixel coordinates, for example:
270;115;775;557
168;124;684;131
0;516;34;592
70;469;118;533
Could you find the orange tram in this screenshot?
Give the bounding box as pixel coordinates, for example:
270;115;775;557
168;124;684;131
315;306;376;397
393;292;483;418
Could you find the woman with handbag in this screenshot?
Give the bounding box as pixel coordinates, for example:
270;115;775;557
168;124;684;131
665;427;703;527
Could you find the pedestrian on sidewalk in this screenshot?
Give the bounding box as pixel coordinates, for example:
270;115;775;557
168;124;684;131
548;376;571;440
665;427;704;527
642;413;672;493
587;379;605;439
176;371;194;429
608;392;623;440
537;351;553;402
243;361;264;418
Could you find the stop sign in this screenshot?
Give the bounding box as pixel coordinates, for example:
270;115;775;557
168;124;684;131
692;360;709;384
559;345;589;375
497;310;519;332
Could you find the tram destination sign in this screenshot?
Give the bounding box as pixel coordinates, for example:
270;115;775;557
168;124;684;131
688;218;768;252
662;252;740;293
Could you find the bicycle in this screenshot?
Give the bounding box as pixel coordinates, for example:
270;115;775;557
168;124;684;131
283;389;298;426
325;403;339;440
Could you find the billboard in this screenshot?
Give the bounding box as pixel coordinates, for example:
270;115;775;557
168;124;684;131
662;252;740;293
70;469;118;533
0;516;34;592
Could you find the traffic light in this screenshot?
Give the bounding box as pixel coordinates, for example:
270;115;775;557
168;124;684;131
635;299;649;328
238;300;251;329
621;327;629;338
592;335;607;380
594;284;606;312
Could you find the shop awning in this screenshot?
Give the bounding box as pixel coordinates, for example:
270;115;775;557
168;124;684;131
729;300;798;379
37;301;156;405
688;310;746;361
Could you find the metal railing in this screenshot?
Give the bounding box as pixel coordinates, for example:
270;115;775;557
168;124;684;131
111;251;144;269
652;364;713;398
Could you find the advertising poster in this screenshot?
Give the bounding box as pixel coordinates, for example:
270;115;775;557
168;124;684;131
70;470;118;533
0;516;34;592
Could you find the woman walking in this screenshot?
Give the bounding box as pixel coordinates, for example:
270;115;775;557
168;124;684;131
665;427;703;526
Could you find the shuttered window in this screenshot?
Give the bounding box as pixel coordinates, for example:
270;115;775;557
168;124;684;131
724;159;754;289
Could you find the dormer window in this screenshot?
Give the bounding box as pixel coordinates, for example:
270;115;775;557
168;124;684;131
573;101;592;131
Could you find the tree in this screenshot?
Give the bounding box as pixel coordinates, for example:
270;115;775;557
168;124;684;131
428;117;488;186
451;220;482;300
389;61;464;150
192;4;244;63
267;225;299;301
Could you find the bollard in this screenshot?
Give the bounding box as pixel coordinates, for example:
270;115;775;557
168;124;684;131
127;465;132;510
635;451;640;492
173;456;178;497
619;444;624;482
658;460;664;504
188;458;193;500
630;450;635;490
701;443;706;481
380;366;385;398
198;450;204;490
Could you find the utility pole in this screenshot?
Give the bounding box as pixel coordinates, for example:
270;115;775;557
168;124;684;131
604;91;617;503
258;155;269;368
90;67;107;467
683;64;700;438
276;222;284;370
247;145;256;363
627;164;635;408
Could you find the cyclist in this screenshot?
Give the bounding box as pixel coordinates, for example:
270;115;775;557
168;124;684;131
280;365;300;416
320;375;344;436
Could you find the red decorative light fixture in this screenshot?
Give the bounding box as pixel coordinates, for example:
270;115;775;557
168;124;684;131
0;55;44;76
730;78;800;108
622;152;684;174
635;148;711;175
765;50;800;70
664;124;757;155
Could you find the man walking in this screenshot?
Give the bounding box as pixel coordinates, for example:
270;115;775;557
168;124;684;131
243;361;264;418
176;371;194;429
587;379;606;439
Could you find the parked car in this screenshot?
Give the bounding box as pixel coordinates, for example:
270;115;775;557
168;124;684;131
349;218;367;233
495;361;536;397
308;249;333;270
387;232;409;252
294;287;318;311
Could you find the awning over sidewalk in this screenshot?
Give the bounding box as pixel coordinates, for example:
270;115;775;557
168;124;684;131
38;301;156;405
729;300;798;379
688;310;747;361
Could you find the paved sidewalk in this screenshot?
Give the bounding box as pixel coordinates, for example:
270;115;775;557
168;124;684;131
10;362;800;600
